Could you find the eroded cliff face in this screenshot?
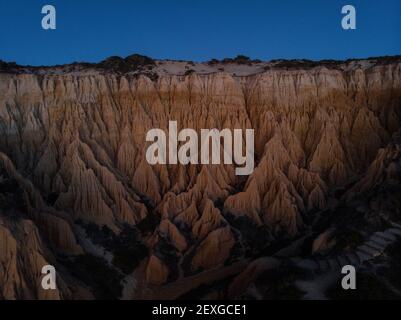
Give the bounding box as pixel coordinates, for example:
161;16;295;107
0;56;400;299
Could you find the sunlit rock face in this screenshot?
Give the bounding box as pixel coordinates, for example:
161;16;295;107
0;56;400;299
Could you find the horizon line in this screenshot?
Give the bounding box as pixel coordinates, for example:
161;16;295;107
2;53;401;69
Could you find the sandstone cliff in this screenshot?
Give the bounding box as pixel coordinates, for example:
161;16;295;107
0;55;400;299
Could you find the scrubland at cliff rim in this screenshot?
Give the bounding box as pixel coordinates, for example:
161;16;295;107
1;54;401;77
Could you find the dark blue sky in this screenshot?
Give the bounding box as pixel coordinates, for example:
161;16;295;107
0;0;400;66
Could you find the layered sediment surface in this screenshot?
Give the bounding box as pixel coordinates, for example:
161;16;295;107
0;55;400;299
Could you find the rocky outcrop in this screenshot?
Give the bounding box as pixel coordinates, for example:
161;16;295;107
191;226;235;271
146;255;169;285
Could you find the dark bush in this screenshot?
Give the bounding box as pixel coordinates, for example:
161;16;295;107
61;254;123;299
78;221;148;274
184;69;195;76
97;54;155;73
0;60;18;72
207;55;260;65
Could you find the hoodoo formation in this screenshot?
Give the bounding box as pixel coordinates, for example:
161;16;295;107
0;55;400;299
